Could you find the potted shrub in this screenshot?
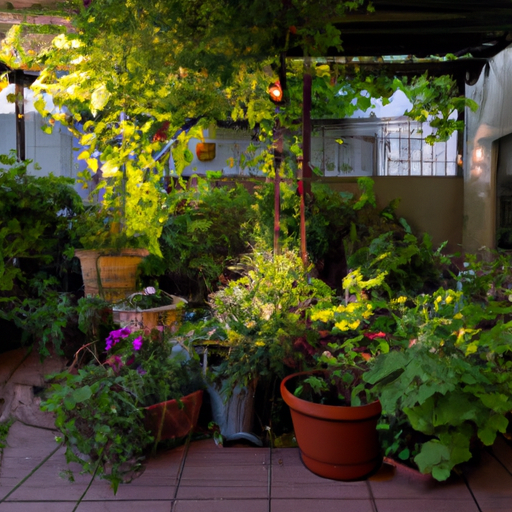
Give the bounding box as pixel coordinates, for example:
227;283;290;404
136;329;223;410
183;249;332;444
280;269;390;480
40;326;203;493
73;206;150;301
363;281;512;481
281;367;382;481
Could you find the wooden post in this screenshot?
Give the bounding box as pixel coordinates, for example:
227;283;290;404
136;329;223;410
299;59;312;265
14;70;25;162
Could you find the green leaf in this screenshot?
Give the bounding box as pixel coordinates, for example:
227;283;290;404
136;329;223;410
63;395;76;410
72;386;92;403
414;440;450;477
364;351;407;385
404;398;435;435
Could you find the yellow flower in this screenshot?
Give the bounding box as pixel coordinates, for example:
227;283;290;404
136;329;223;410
445;295;453;304
454;313;463;319
349;320;360;330
255;341;265;347
311;309;334;323
334;320;349;331
346;302;358;313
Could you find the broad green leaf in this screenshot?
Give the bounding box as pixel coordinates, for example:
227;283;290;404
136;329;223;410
72;386;92;403
414;440;450;478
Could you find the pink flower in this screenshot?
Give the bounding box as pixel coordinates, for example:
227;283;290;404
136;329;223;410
106;355;123;373
132;336;143;351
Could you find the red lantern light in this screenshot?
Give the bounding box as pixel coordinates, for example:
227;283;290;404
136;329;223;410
269;81;283;104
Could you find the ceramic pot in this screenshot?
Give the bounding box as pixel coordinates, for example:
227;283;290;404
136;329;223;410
281;371;382;481
144;389;203;443
207;379;262;446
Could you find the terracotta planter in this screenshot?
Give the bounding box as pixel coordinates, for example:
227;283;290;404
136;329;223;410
281;371;382;481
144;390;203;443
75;248;149;302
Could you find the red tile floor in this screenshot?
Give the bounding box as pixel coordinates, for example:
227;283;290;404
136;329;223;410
1;421;512;512
1;348;512;512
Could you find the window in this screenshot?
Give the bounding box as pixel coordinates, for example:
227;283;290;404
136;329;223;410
312;118;458;177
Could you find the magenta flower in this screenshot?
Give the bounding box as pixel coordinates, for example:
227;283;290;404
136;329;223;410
132;336;143;351
105;327;132;351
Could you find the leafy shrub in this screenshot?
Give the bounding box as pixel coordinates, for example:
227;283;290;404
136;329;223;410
141;179;255;301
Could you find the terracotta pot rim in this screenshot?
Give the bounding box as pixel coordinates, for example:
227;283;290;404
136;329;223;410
281;370;381;421
144;389;203;411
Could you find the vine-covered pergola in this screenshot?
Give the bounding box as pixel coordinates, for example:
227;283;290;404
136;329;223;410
2;0;512;256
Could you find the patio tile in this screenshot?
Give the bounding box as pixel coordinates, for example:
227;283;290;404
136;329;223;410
0;422;59;460
489;435;512;474
271;498;376;512
0;502;78;512
271;448;371;500
184;439;270;466
75;500;174;512
462;449;512;504
374;499;480;512
177;440;269;500
476;498;512;511
82;446;185;501
369;460;473;500
174;499;268;512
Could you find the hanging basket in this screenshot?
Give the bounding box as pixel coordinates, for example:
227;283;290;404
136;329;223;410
75;248;149;302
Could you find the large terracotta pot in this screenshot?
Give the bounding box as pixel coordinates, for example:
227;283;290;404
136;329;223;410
281;371;382;481
75;248;149;302
144;389;203;443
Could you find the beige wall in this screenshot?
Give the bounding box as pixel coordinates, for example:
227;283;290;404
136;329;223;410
326;176;464;253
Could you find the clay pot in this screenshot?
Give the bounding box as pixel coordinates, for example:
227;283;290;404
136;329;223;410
144;389;203;443
280;371;382;481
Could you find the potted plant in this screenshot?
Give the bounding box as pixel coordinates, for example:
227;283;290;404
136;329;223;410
73;206;150;302
40;326;203;493
185;249;332;444
112;286;187;331
280;269;389;480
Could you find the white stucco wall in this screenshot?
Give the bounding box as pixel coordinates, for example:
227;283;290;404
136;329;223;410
465;44;512;253
0;84;73;179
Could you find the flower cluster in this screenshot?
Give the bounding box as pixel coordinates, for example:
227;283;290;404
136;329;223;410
105;327;143;352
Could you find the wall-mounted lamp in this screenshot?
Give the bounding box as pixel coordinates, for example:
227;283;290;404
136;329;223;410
471;165;483;177
473;146;484;163
269;81;283;104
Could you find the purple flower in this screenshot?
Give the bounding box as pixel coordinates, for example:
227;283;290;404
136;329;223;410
132;336;143;351
105;327;132;351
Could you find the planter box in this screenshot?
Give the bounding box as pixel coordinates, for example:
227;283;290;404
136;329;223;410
112;295;187;330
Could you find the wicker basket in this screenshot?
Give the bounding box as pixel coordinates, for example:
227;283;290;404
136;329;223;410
75;248;149;302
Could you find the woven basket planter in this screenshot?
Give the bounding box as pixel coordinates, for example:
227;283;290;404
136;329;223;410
75;248;149;302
